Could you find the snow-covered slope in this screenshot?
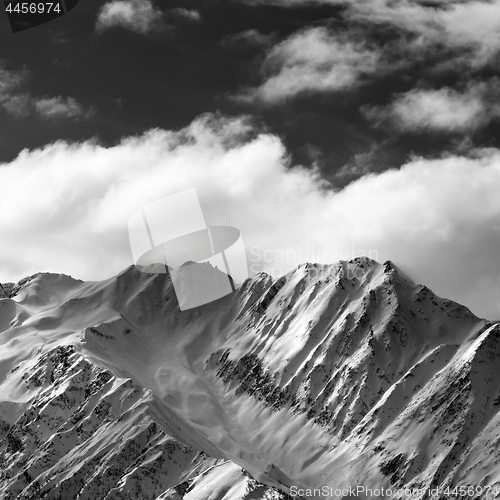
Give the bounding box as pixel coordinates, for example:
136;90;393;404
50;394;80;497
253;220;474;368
1;258;498;499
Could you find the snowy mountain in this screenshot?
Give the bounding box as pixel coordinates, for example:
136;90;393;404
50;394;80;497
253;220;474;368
1;258;499;499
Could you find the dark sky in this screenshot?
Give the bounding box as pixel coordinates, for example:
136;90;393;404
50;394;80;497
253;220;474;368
3;0;497;188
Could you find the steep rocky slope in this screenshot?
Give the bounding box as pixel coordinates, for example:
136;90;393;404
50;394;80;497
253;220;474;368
1;258;499;499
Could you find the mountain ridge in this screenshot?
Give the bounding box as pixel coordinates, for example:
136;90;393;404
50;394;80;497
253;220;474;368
1;258;499;499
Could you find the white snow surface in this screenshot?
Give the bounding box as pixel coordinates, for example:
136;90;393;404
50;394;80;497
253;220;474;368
1;257;499;499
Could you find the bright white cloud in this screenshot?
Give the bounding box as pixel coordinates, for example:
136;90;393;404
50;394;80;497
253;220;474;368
428;0;500;65
235;27;380;103
355;0;500;65
1;113;500;319
245;0;500;66
367;82;500;132
96;0;165;34
230;1;500;109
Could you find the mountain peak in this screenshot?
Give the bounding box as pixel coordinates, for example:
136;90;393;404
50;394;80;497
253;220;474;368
1;259;497;498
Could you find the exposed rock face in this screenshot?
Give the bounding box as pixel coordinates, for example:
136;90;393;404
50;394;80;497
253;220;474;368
0;343;288;499
0;344;202;499
1;258;499;499
1;273;41;299
0;282;14;298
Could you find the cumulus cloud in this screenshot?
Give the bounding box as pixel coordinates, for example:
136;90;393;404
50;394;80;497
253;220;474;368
229;1;500;111
96;0;165;34
414;0;500;67
354;0;500;65
234;27;380;104
250;0;500;66
366;81;500;132
1;113;500;319
0;62;91;120
421;0;500;65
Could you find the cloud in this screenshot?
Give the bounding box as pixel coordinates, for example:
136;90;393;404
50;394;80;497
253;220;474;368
34;96;94;120
363;0;500;66
235;27;380;104
228;2;500;110
424;0;500;65
1;113;500;319
334;143;387;182
48;30;71;44
366;81;500;133
0;65;25;97
170;8;201;22
0;65;29;116
0;62;91;120
1;94;31;117
96;0;165;34
248;0;500;66
222;29;274;49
